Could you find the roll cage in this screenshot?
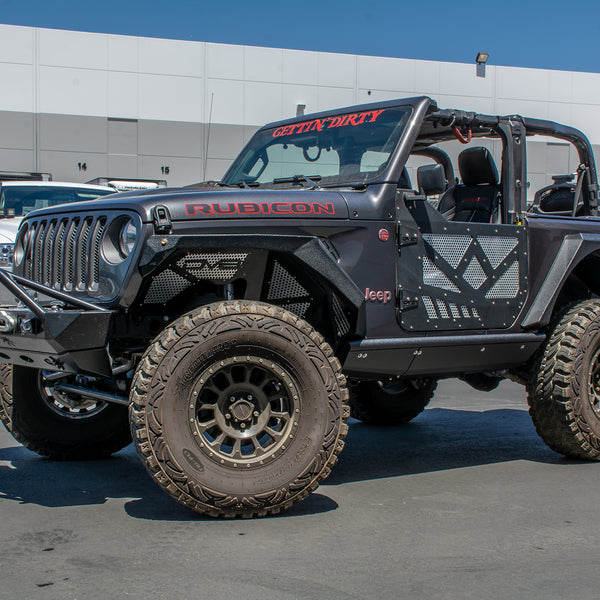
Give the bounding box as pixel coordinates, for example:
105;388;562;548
412;107;600;221
226;95;599;221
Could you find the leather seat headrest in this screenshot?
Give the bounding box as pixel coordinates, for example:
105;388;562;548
417;163;447;195
458;147;499;186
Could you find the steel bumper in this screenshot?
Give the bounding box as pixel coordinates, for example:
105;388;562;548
0;270;113;377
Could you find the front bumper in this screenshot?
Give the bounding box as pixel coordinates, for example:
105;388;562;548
0;271;113;377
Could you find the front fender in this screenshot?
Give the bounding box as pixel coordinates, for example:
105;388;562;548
136;233;366;332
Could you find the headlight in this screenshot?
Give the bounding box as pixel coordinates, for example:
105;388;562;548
101;216;139;265
0;243;15;269
118;219;137;258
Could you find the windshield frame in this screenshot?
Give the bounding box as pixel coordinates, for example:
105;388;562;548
221;98;428;189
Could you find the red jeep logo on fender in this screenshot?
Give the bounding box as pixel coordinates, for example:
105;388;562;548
365;288;392;304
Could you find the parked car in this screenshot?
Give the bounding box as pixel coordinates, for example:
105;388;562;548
0;181;116;267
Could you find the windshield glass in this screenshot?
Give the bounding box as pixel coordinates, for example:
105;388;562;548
0;186;115;216
222;106;412;188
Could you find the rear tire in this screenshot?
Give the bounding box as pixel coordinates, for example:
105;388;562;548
0;365;131;460
349;378;437;425
527;299;600;459
129;300;349;518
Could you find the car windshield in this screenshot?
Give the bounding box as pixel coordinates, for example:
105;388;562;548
222;106;412;188
0;186;115;216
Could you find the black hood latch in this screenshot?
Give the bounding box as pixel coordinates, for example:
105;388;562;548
152;205;172;233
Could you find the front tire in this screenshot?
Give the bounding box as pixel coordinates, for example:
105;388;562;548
350;378;437;425
528;299;600;459
0;365;131;459
129;301;349;518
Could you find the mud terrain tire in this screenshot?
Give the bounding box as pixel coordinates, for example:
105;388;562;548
350;378;437;425
528;299;600;459
0;365;131;459
129;300;349;518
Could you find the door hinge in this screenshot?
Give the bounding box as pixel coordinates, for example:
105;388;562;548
398;223;419;247
399;232;419;247
398;290;419;311
153;205;172;233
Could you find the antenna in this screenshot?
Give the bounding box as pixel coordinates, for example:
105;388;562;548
203;92;214;181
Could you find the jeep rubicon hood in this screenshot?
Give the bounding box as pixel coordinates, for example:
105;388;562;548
25;188;350;222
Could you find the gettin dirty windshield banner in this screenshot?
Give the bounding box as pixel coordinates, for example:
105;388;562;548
272;109;386;137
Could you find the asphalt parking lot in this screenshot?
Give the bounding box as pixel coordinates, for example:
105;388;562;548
1;378;599;600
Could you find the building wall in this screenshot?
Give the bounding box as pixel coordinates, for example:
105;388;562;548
0;23;599;192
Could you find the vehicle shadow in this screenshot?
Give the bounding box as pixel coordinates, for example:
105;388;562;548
328;406;568;486
0;406;574;521
0;440;339;521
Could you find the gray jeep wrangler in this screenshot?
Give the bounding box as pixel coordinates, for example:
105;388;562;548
0;96;599;517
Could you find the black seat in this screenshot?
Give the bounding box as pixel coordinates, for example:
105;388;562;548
531;174;581;215
437;147;500;222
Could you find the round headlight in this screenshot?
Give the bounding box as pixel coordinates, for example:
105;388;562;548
13;226;31;267
13;237;24;267
118;219;137;258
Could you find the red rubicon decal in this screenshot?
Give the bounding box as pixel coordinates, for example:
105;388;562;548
272;109;386;138
185;201;336;216
378;228;390;241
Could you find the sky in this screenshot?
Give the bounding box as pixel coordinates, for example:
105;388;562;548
1;0;600;73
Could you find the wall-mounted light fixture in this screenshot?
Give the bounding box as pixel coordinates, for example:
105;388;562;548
296;104;306;117
475;52;489;78
476;52;489;65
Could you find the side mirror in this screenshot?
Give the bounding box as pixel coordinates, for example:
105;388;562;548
417;163;447;196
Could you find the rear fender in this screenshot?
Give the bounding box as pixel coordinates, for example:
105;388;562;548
522;233;600;328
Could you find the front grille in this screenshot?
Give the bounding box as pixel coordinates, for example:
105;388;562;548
20;215;107;293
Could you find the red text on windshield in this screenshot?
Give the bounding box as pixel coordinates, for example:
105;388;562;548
272;109;386;138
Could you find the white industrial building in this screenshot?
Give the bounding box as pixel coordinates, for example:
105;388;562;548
1;23;599;193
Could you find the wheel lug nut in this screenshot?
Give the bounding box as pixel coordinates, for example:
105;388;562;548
240;423;246;429
225;413;231;420
229;396;235;402
248;395;253;401
253;411;259;417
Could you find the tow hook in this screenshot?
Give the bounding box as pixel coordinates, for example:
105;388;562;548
0;310;17;333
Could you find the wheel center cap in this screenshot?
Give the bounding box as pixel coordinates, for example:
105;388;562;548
229;399;254;422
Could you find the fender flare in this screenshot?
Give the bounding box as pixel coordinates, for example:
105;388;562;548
138;232;365;324
522;233;600;328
